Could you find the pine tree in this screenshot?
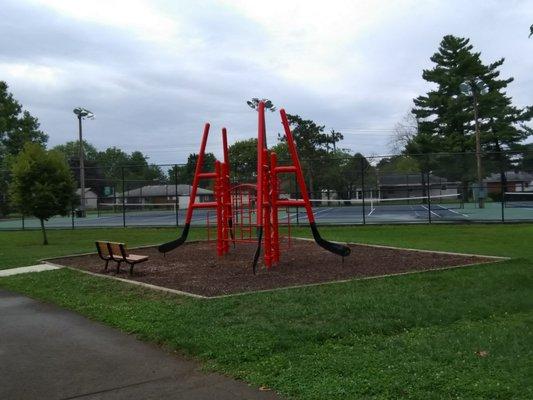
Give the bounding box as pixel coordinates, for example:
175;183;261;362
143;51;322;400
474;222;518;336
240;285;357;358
410;35;532;196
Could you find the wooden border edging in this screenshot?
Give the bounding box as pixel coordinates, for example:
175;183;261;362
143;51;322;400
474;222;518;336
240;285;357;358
41;261;209;299
40;237;510;300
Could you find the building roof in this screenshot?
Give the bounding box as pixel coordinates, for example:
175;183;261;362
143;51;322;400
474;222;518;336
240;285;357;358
379;174;452;187
483;171;533;183
119;184;213;198
75;188;96;195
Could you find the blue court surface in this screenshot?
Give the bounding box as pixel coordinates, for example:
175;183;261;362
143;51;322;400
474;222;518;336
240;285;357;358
1;201;531;229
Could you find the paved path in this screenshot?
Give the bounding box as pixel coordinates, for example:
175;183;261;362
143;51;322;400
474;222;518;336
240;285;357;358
0;264;60;277
0;290;280;400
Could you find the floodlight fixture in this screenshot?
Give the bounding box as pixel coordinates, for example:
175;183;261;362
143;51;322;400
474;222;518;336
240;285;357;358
73;106;94;217
73;107;94;119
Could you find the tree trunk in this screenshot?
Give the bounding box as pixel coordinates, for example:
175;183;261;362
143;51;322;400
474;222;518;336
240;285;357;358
40;218;48;245
495;142;508;195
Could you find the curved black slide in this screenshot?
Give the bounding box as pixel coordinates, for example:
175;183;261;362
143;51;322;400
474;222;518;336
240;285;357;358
310;222;351;257
158;223;190;254
251;227;263;274
228;217;236;248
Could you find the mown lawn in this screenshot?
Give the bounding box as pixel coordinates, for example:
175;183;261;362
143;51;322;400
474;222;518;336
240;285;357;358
0;224;532;399
0;227;206;269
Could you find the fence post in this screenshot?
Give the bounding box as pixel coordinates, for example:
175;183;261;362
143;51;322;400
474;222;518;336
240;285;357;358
121;166;126;228
500;168;505;223
427;170;432;223
174;165;179;227
360;157;366;225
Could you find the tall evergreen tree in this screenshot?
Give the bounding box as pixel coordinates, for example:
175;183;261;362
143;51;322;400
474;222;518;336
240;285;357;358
410;35;532;196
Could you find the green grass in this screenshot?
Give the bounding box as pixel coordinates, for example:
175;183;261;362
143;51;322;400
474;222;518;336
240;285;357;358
0;227;206;269
1;224;532;399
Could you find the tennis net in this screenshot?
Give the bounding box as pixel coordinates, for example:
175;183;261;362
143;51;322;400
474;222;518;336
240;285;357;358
97;203;178;217
287;193;463;212
504;192;533;208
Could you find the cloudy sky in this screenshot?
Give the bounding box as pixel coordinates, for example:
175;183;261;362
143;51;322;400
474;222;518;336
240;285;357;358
1;0;532;164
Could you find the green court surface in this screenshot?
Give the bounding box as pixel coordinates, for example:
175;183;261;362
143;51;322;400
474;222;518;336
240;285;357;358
1;201;532;230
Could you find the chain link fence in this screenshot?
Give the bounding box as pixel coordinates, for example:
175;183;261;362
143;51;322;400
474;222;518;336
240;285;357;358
1;151;533;229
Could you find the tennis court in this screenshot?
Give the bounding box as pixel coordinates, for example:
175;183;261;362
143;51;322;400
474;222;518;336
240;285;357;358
2;192;532;229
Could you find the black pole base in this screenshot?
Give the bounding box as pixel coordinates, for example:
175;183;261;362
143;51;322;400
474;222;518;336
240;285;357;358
158;223;190;254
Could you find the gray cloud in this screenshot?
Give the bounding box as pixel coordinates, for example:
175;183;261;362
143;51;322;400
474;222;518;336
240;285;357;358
1;0;531;164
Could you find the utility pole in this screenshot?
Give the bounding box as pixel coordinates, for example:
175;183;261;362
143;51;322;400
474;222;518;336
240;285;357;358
460;80;487;209
77;114;85;216
73;107;94;217
472;88;484;208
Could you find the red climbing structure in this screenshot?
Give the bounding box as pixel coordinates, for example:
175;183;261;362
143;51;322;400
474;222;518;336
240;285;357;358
158;102;350;272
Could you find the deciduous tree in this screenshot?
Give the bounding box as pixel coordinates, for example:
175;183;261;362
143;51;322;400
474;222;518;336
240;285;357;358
10;143;75;244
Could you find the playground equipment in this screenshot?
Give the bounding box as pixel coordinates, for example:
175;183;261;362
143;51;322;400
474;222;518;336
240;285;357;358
158;102;350;272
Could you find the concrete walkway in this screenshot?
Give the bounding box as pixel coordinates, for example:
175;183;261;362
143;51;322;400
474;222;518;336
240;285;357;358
0;264;60;277
0;290;280;400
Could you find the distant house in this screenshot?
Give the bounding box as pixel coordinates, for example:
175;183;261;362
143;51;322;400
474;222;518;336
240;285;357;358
76;188;98;209
483;171;533;193
378;174;458;199
114;184;214;209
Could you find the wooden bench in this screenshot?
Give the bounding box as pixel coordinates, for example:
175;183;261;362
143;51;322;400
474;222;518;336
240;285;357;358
95;241;112;270
95;241;148;275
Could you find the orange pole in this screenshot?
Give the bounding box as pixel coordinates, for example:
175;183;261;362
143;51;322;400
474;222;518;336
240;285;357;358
270;151;280;263
215;161;223;256
221;162;229;254
185;123;210;225
279;110;316;223
263;148;272;268
221;128;233;251
256;102;265;229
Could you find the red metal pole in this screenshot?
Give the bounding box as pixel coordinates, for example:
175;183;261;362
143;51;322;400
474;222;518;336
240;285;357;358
279;110;316;223
221;128;232;252
215;161;223;256
222;127;230;169
221;162;229;254
185;123;211;225
270;151;280;263
263;147;272;268
256;102;265;229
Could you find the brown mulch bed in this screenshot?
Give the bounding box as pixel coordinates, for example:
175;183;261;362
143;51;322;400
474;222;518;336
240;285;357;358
50;239;498;297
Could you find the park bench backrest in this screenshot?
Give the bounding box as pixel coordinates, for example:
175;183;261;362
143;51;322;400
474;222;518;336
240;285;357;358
119;243;129;258
107;242;128;259
95;241;110;258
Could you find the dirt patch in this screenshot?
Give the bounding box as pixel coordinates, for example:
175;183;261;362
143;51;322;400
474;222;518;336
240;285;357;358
50;239;498;297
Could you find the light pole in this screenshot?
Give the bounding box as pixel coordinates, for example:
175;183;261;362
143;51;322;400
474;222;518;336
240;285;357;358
73;107;94;217
460;80;487;208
